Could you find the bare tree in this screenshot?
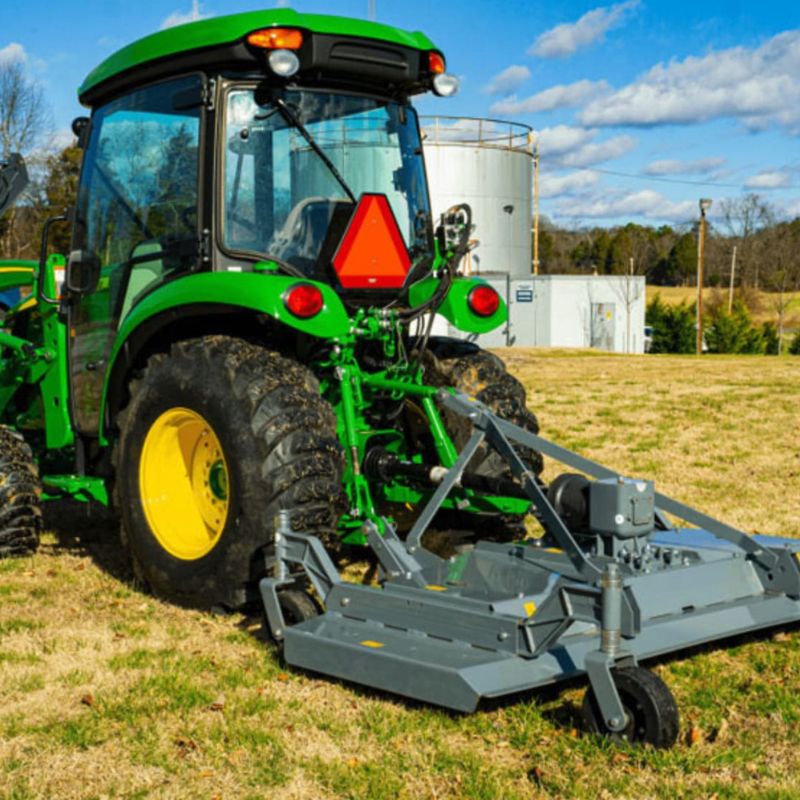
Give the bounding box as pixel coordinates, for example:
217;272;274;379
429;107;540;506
609;257;645;353
0;58;52;259
0;61;50;158
764;222;800;353
718;194;772;289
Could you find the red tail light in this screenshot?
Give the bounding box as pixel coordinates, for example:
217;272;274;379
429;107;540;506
468;285;500;317
428;52;446;74
284;283;323;318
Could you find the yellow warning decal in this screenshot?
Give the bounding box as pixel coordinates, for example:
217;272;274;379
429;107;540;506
524;601;537;617
359;640;384;648
543;548;563;554
425;584;448;592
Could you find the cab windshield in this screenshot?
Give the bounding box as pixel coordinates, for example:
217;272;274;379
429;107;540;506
222;87;433;279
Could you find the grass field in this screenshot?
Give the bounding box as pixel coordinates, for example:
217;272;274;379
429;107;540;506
1;350;799;799
645;285;800;329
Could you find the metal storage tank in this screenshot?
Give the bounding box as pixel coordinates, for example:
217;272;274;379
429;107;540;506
421;117;533;278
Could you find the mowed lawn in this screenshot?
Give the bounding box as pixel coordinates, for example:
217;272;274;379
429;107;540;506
1;350;799;799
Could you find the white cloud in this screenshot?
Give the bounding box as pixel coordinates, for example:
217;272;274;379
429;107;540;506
744;170;790;189
580;30;800;133
490;79;608;115
535;125;636;168
539;170;600;198
553;188;697;222
0;43;26;65
276;0;291;6
644;157;726;176
529;1;639;59
558;134;637;167
786;198;800;218
537;125;596;156
535;125;636;167
482;65;531;96
161;0;208;30
49;128;76;151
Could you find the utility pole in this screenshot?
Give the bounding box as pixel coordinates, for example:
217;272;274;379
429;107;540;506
696;198;712;355
368;0;376;20
532;137;540;275
728;245;737;313
627;256;634;354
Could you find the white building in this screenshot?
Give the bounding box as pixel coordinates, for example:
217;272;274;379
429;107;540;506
421;117;647;354
432;274;647;354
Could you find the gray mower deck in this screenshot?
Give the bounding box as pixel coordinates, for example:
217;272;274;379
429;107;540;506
280;528;800;712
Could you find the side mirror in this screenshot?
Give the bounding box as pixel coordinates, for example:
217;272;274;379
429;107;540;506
71;116;91;149
66;249;101;295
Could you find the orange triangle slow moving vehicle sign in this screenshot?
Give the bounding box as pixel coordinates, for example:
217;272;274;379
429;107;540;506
332;194;412;289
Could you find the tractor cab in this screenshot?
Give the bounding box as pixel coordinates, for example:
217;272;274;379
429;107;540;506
59;10;476;435
71;10;457;310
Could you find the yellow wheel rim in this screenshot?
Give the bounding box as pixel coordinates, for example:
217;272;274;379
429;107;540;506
139;407;230;560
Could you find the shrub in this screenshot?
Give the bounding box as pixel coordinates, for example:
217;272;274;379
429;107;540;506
761;322;780;355
704;301;770;354
789;331;800;355
646;294;696;354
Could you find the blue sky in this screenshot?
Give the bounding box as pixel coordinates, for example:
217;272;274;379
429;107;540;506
1;0;798;228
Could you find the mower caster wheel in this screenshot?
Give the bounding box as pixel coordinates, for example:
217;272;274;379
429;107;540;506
581;666;679;748
278;589;319;626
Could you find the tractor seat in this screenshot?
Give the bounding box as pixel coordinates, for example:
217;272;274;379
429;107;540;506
119;241;166;321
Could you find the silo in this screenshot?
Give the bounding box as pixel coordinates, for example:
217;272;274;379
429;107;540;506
421;117;533;277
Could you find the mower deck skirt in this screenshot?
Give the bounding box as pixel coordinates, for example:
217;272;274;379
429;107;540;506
282;529;800;712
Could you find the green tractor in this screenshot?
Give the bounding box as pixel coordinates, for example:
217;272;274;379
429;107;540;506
0;9;540;607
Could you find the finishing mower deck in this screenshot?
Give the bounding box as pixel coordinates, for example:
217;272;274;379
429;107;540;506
261;390;800;746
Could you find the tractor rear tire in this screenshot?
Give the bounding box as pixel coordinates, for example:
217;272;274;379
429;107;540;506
421;338;542;542
0;426;42;558
114;336;345;609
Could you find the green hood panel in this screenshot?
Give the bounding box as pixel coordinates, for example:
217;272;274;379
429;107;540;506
80;9;437;102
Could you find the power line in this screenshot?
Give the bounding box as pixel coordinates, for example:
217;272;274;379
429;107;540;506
584;166;742;189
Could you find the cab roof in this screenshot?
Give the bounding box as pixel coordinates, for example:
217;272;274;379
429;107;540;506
79;8;438;106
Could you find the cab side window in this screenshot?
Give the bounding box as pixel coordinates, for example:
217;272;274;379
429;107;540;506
74;75;202;322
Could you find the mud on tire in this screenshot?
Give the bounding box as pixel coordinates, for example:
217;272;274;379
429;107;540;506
114;336;345;609
0;425;42;558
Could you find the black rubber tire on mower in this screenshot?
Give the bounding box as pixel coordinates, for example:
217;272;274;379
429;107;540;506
0;426;42;558
114;336;345;609
581;666;680;748
420;337;542;542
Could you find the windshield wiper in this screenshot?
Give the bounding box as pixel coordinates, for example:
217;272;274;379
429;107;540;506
271;96;357;204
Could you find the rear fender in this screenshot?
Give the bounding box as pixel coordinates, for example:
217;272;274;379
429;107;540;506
408;275;507;334
99;271;350;442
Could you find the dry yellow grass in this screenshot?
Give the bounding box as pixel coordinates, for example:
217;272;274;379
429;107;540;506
0;349;799;799
646;285;800;328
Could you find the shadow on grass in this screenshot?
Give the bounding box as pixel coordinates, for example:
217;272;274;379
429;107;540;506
41;498;134;585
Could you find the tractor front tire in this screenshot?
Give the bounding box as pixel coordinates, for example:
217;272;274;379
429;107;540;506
114;336;345;609
0;426;42;558
421;337;542;542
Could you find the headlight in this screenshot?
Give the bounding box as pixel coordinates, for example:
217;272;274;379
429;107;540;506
433;73;460;97
268;49;300;78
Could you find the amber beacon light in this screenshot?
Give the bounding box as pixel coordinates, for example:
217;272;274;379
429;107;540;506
246;28;304;49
